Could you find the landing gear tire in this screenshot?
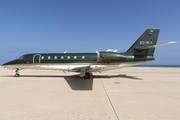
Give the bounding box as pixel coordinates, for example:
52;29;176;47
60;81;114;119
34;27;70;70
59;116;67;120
14;74;20;77
83;72;90;79
14;69;20;77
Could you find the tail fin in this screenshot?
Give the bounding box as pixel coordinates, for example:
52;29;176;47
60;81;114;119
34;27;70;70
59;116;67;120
126;29;160;56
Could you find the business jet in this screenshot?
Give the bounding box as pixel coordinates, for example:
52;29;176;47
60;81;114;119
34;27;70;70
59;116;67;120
2;29;177;79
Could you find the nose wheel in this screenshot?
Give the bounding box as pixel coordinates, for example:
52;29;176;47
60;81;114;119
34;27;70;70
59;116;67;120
83;72;90;79
14;69;20;77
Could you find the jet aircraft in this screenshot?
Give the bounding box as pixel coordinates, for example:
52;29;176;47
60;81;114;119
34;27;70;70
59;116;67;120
2;29;177;79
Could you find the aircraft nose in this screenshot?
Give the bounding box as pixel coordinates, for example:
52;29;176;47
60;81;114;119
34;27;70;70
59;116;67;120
2;62;8;66
2;60;18;66
2;62;6;66
2;62;10;68
2;60;20;69
2;61;12;66
2;62;9;68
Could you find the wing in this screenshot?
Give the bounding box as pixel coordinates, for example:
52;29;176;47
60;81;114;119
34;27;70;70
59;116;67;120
67;65;105;72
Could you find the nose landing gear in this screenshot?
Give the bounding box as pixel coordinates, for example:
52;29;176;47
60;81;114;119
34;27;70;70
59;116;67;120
14;68;20;77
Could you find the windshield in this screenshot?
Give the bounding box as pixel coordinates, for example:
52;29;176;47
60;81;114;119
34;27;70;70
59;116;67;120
18;56;24;60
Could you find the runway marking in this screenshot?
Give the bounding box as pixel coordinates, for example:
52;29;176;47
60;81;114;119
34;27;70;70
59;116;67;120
100;78;119;120
112;77;121;82
114;82;120;84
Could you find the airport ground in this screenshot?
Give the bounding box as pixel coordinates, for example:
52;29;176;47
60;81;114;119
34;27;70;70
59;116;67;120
0;67;180;120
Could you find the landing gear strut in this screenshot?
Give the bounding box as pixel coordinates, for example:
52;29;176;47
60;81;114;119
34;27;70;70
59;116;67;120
14;68;20;77
83;72;90;79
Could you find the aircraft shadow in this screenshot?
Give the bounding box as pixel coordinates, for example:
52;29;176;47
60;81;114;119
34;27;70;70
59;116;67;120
1;74;142;80
93;74;142;80
1;74;94;90
64;75;93;90
1;74;142;90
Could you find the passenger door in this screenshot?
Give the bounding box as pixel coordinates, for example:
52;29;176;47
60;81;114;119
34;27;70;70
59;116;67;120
33;54;41;67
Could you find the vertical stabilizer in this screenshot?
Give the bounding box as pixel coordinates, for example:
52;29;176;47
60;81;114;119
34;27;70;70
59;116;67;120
126;29;160;56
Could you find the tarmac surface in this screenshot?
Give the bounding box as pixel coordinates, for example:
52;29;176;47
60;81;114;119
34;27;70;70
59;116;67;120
0;67;180;120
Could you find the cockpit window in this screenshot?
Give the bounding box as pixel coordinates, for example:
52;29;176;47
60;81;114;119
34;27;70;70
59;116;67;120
19;56;24;60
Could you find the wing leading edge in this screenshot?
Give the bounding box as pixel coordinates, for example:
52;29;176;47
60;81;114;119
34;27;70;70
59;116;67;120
67;65;105;72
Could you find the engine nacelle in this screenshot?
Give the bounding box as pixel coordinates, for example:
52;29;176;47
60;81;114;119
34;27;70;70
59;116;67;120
97;52;126;63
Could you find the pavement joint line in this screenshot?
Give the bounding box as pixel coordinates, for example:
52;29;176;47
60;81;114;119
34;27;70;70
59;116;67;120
100;78;119;120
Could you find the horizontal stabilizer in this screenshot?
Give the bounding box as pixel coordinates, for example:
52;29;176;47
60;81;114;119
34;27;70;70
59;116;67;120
135;42;177;50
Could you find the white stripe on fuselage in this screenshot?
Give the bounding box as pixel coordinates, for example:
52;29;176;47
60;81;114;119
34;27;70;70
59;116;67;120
2;61;150;72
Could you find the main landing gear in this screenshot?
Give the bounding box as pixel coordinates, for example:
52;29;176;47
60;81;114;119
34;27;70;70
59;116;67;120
83;72;90;79
14;68;20;77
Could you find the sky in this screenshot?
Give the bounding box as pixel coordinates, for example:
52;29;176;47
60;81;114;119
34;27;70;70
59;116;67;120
0;0;179;65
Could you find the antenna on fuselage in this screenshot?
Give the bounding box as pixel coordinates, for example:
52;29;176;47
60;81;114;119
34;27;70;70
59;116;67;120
106;49;118;52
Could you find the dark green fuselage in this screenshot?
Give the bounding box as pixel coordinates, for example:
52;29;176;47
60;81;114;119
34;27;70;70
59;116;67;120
3;52;154;66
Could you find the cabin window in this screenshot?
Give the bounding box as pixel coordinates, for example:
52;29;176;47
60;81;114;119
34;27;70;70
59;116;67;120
61;56;64;59
74;56;77;59
67;56;70;59
82;56;85;59
54;56;57;59
48;56;51;59
41;56;44;59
